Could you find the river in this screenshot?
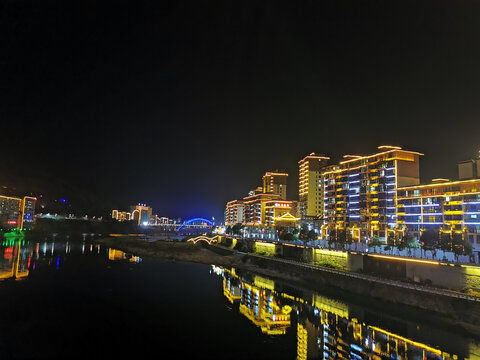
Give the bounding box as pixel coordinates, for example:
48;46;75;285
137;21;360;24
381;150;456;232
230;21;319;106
0;237;479;359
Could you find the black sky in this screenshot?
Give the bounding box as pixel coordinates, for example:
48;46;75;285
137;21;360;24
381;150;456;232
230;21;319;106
1;0;480;221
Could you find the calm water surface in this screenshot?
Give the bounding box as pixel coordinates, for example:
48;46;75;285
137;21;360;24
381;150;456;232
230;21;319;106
0;237;479;359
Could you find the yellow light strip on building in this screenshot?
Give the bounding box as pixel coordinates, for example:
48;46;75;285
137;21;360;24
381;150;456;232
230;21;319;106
378;145;402;150
369;254;440;265
339;149;423;165
369;326;442;356
398;178;480;190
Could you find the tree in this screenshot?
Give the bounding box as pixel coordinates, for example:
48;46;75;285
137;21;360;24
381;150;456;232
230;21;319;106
404;232;417;255
337;229;347;249
452;232;468;261
307;230;317;241
439;232;452;252
292;228;300;239
396;232;408;251
420;229;438;254
231;223;243;236
328;230;337;249
368;235;382;247
386;232;397;254
464;237;473;257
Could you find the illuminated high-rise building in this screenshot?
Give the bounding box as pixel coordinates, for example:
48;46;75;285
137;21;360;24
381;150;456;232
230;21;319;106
262;171;288;200
0;195;36;230
397;178;480;257
224;200;245;226
243;192;281;226
323;146;422;242
20;196;36;230
458;152;480;180
298;153;330;218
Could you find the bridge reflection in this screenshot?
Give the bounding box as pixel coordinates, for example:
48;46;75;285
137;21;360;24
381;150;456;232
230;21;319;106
215;265;480;360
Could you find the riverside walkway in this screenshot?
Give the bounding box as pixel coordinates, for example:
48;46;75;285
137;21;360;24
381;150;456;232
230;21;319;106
215;244;480;303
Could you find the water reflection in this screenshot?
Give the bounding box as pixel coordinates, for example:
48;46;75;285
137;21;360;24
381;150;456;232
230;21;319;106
215;265;480;360
108;248;142;263
0;236;142;281
0;238;30;280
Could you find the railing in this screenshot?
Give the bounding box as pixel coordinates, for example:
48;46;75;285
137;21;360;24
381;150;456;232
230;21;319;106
311;239;476;265
248;253;480;303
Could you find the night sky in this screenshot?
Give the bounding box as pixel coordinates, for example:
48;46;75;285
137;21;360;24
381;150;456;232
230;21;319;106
1;0;480;221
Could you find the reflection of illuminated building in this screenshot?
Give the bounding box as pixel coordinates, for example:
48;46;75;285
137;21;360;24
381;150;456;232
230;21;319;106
0;238;31;280
217;266;472;359
222;269;291;335
108;249;126;261
239;282;291;335
108;248;141;263
223;268;241;303
297;295;463;360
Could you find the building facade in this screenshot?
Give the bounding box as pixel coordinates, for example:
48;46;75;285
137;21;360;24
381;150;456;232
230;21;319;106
224;200;245;226
264;200;298;228
458;156;480;180
243;193;281;226
322;146;422;242
0;195;36;230
397;179;480;251
298;153;330;218
225;170;298;228
111;210;132;222
262;171;288;200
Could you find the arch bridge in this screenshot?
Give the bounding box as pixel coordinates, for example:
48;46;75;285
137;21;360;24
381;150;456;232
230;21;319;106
187;235;219;245
177;218;214;232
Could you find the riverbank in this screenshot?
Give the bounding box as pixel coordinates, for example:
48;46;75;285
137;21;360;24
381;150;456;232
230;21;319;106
99;236;480;338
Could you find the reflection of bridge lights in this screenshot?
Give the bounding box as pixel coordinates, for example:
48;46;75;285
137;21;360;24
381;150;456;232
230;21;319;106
211;265;224;276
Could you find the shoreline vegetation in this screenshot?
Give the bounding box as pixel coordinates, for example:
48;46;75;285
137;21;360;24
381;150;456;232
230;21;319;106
98;236;480;338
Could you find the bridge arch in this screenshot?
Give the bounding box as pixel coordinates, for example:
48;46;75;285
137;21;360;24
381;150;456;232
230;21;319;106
177;217;214;231
187;236;219;245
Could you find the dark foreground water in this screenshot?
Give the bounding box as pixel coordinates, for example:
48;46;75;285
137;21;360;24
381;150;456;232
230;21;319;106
0;238;479;359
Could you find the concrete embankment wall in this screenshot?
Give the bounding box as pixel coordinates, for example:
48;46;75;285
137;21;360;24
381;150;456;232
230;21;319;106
224;238;480;292
244;254;480;334
254;242;480;292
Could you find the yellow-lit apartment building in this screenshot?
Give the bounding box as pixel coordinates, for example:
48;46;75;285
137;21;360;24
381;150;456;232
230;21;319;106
298;153;330;218
397;178;480;248
322;146;422;242
262;171;288;200
224;200;245;226
225;171;298;228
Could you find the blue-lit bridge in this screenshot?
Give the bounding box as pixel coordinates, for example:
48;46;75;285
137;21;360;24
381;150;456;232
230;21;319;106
148;217;214;234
